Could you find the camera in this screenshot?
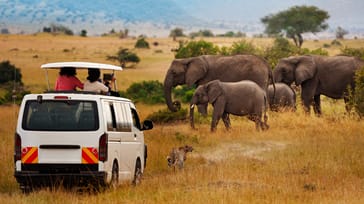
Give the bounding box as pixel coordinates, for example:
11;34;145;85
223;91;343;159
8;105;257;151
103;73;114;81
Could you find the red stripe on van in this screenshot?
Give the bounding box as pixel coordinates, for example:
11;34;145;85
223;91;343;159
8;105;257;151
21;147;38;163
82;147;98;164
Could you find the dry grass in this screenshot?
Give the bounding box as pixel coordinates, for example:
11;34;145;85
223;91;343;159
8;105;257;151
0;35;364;203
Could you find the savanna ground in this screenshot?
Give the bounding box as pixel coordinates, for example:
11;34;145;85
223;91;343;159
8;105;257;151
0;34;364;203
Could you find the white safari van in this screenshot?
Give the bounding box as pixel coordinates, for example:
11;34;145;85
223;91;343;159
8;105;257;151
14;62;153;191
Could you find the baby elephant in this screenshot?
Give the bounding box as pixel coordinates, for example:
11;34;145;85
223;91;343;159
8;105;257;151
190;80;269;131
268;83;296;111
167;145;194;171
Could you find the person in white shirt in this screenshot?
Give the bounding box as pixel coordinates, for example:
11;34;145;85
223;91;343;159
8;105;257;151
83;69;111;94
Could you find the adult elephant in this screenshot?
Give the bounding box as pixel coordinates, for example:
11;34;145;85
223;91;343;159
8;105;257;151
164;55;274;112
273;55;364;115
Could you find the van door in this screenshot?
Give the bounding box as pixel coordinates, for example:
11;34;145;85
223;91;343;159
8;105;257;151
102;100;137;181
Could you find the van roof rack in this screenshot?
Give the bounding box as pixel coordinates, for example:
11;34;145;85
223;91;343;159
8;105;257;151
45;90;98;95
41;61;122;91
41;62;122;70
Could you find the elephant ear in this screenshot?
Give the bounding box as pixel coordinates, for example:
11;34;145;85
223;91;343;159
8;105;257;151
295;56;316;85
185;57;208;87
205;80;223;104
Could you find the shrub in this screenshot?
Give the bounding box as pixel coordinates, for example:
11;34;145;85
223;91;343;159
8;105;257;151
263;37;298;68
135;38;150;49
331;39;342;46
0;61;22;84
264;37;328;68
80;30;87;37
230;40;259;55
348;66;364;117
299;48;328;56
0;61;29;105
340;47;364;116
174;40;219;58
173;85;195;103
120;80;164;104
146;108;187;124
340;47;364;60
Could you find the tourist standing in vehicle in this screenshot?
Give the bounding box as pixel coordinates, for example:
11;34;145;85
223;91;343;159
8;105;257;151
84;68;113;94
55;67;84;91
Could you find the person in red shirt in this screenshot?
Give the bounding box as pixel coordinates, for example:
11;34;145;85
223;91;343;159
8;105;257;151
54;67;84;91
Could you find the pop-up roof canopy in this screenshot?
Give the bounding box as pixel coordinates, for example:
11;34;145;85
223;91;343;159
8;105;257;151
41;62;122;71
41;61;122;91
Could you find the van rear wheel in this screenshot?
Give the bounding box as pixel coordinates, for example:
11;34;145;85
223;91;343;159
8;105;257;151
132;160;142;186
110;161;119;189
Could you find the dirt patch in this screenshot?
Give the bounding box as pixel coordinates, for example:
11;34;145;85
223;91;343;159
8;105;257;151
193;141;287;162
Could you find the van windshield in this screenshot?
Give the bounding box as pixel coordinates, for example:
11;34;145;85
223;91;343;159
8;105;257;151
22;100;99;131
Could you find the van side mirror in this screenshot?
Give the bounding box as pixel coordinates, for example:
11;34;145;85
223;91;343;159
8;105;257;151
141;120;153;131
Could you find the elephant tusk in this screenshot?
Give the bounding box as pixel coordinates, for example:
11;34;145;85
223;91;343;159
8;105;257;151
190;104;195;109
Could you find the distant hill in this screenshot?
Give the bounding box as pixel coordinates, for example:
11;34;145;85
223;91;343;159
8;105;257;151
0;0;200;36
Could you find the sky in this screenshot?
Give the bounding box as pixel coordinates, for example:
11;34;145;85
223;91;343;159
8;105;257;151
176;0;364;29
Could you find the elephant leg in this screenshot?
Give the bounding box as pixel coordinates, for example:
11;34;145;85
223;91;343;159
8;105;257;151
211;108;223;132
222;112;231;130
301;85;315;114
262;112;269;131
343;95;352;113
248;114;262;131
313;95;322;116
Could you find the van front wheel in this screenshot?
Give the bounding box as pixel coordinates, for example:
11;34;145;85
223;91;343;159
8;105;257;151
132;160;142;186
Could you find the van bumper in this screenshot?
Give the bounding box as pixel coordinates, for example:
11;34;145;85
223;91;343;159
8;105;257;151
14;164;108;189
14;171;107;188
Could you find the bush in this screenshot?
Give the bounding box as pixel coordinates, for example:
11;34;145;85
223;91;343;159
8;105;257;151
120;80;164;104
174;40;219;58
229;40;259;55
263;37;328;68
340;47;364;60
331;39;342;46
299;48;328;56
0;61;22;84
146;108;187;124
173;85;195;103
80;30;87;37
0;61;29;105
135;38;150;49
263;37;298;68
339;47;364;117
348;66;364;117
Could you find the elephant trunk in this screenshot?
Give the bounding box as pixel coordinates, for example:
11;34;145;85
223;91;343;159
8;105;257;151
164;74;177;112
190;103;196;129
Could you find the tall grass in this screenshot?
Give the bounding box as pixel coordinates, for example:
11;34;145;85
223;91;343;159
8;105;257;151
0;35;364;203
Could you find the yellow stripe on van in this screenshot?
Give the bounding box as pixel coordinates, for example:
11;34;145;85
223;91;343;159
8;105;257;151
82;147;98;164
21;147;38;163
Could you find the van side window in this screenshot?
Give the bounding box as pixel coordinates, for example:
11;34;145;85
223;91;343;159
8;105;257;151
114;102;132;132
104;102;117;131
131;108;141;130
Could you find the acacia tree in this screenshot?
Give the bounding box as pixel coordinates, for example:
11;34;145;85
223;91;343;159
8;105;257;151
107;48;140;68
261;5;329;47
169;28;185;41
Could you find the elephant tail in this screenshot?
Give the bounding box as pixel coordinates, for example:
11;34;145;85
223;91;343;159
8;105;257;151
263;95;269;128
